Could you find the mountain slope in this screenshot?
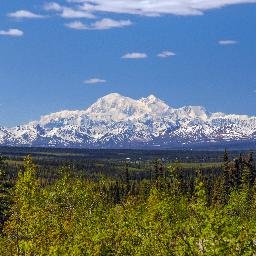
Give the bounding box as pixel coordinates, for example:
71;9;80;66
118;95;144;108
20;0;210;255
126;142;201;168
1;93;256;148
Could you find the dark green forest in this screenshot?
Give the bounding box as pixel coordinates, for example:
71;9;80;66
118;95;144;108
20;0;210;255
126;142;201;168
0;148;256;255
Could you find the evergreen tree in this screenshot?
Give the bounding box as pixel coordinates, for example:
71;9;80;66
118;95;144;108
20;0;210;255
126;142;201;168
223;150;231;202
159;161;164;178
241;152;255;189
223;149;229;163
212;175;226;206
124;163;130;195
247;152;255;187
0;156;11;232
233;158;240;188
154;159;159;180
113;181;120;203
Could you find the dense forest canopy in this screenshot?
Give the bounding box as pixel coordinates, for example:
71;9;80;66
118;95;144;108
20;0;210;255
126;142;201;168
0;148;256;255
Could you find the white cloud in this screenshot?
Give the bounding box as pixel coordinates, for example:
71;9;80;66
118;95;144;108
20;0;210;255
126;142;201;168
0;29;24;37
218;40;238;45
122;52;148;59
67;0;256;16
44;2;95;19
91;18;132;29
65;21;87;29
61;8;95;18
66;18;132;30
44;2;63;11
157;51;176;58
84;78;106;84
8;10;45;19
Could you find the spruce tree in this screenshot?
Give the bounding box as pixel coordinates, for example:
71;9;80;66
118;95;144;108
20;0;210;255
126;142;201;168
233;158;240;188
247;152;255;186
242;152;255;189
0;156;11;232
154;159;159;180
223;149;229;163
124;163;130;194
223;149;230;202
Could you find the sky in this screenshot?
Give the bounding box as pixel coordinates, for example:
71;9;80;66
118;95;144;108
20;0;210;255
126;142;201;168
0;0;256;127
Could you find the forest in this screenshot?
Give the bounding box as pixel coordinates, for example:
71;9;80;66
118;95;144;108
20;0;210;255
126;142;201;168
0;147;256;255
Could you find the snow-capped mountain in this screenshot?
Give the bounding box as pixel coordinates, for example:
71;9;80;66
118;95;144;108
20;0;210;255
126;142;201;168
1;93;256;148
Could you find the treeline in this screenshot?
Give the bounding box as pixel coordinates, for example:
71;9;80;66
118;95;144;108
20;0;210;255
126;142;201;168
0;152;256;255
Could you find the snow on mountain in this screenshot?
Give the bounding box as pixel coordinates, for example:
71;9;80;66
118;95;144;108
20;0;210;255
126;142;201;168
85;93;170;121
0;93;256;148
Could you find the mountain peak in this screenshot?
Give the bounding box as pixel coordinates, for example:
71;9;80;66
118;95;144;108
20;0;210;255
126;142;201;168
146;94;158;101
139;94;170;113
90;92;134;105
85;93;142;121
181;105;209;121
1;92;256;148
85;93;171;121
95;93;133;106
101;92;123;100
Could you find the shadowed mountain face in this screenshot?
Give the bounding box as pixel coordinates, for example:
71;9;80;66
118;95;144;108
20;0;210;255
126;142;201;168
1;93;256;148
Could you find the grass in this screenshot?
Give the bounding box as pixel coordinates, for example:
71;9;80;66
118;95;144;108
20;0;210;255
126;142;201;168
170;162;223;170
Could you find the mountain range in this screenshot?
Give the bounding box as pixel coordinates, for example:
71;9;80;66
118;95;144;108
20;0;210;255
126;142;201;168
1;93;256;149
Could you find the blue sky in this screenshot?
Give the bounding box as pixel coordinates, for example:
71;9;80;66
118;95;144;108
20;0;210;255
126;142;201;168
0;0;256;127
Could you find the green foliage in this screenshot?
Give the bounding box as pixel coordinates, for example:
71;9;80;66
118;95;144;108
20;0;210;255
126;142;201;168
0;152;256;255
0;155;11;232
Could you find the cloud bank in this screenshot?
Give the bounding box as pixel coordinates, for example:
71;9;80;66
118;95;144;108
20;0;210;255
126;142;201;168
41;1;256;32
67;0;256;16
44;2;95;18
